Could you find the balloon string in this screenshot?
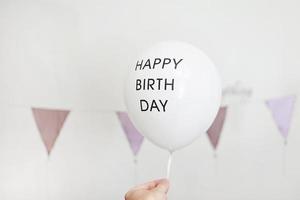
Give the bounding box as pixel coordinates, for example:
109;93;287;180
166;151;173;179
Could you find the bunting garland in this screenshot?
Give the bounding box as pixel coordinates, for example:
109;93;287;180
116;111;144;184
116;112;144;156
207;106;227;150
265;95;296;143
32;107;70;155
0;93;296;174
265;95;296;174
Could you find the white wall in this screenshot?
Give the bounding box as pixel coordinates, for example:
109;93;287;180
0;0;299;199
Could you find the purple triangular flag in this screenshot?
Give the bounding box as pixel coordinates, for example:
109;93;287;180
266;95;296;140
32;107;70;155
207;107;227;150
117;112;144;156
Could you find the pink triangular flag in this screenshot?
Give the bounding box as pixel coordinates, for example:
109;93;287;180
32;107;70;155
266;95;296;140
207;107;227;150
117;112;144;156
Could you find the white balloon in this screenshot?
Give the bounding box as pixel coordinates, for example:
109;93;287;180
125;41;221;151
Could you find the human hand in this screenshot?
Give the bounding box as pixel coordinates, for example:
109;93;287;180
125;179;169;200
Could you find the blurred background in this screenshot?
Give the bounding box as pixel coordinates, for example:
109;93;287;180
0;0;299;199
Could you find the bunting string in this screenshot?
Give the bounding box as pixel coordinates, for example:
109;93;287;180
133;156;139;185
214;150;219;175
282;143;287;175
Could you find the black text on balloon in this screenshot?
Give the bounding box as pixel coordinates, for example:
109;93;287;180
135;58;183;70
136;78;174;91
140;99;168;112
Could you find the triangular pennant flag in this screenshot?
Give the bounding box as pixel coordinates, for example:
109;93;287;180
207;107;227;150
117;112;144;156
266;95;296;140
32;107;70;155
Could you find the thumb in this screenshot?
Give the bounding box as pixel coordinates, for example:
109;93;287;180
153;179;169;194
